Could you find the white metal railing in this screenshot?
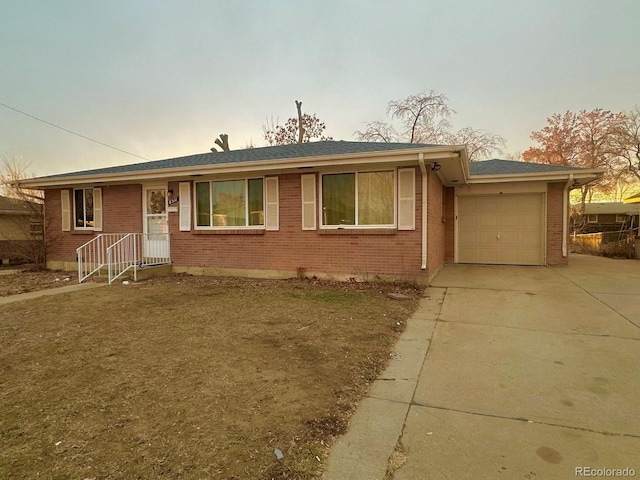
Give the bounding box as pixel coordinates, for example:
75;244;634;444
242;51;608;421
107;233;171;284
77;233;128;283
77;233;170;284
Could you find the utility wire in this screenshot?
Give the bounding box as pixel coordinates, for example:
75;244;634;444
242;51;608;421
0;101;150;161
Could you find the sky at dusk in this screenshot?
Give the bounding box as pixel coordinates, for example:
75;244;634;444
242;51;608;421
1;0;639;177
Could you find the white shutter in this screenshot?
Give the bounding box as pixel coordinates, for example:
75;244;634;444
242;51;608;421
61;190;70;232
92;188;103;231
265;177;279;231
301;174;316;230
397;168;415;230
179;182;191;231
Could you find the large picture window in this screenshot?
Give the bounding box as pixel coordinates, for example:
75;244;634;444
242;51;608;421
321;171;394;227
74;188;94;228
195;178;264;228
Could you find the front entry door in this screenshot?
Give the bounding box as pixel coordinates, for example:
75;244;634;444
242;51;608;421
143;186;170;264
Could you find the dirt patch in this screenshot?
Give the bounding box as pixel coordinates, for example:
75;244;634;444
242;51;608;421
0;268;78;297
0;274;420;479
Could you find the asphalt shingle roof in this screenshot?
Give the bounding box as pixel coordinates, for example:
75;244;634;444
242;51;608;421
29;142;589;185
37;141;437;180
469;159;584;175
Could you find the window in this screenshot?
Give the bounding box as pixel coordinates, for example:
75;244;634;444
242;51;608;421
321;170;394;227
587;214;598;224
616;214;627;223
74;188;94;228
195;178;264;228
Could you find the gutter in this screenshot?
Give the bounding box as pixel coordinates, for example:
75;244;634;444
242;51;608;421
418;154;427;270
562;174;573;258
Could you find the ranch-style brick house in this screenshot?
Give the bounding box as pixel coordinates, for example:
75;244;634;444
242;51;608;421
19;141;603;284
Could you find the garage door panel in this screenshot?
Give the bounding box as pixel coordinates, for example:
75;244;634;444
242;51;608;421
477;214;497;228
478;231;498;245
497;231;519;245
458;193;545;266
476;197;498;210
498;213;520;228
477;248;499;263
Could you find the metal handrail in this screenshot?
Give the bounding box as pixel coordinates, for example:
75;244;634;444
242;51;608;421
107;233;171;284
77;232;170;284
76;233;128;283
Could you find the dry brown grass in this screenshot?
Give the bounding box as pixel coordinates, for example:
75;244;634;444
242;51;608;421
0;274;420;479
0;268;78;297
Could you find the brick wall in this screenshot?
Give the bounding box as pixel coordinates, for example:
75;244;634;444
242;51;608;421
166;169;429;279
45;185;142;262
546;182;568;265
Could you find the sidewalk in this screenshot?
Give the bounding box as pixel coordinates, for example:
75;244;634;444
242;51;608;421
0;282;106;305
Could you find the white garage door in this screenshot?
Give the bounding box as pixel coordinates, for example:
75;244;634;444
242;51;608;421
457;194;545;265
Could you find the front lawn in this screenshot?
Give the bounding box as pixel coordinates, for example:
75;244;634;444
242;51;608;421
0;275;419;479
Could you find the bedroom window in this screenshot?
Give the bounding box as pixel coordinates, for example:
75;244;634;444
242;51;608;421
321;170;394;227
195;178;264;228
74;188;94;228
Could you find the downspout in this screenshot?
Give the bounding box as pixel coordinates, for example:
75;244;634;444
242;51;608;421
418;154;428;270
562;174;573;258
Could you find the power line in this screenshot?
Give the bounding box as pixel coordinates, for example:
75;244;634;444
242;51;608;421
0;101;150;161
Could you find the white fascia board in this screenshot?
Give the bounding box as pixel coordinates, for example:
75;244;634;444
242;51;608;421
467;168;605;185
20;146;465;189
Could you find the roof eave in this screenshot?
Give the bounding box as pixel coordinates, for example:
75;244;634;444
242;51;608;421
18;145;466;189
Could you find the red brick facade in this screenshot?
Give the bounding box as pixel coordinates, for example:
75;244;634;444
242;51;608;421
546;182;569;265
44;172;571;279
46;170;441;281
167;170;428;279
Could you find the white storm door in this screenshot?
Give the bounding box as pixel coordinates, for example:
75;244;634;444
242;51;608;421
143;186;170;264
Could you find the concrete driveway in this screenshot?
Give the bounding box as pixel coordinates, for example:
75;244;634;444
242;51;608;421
325;255;640;479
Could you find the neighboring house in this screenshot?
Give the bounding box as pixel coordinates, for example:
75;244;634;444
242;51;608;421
18;141;603;283
0;195;43;265
573;202;640;234
624;191;640;204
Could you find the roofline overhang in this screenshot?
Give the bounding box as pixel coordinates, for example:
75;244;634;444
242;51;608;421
466;168;606;186
17;145;468;189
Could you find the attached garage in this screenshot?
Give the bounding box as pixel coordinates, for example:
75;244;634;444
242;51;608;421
457;193;545;265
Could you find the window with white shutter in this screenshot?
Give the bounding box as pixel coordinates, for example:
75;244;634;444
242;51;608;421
397;168;416;230
92;188;103;231
179;182;191;231
61;190;70;231
301;174;316;230
265;177;279;231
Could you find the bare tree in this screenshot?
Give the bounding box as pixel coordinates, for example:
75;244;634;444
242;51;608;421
0;155;49;269
211;133;230;152
446;127;506;161
355;90;505;160
263;101;332;146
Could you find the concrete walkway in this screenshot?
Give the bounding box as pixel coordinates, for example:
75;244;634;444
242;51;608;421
324;255;640;479
0;282;105;305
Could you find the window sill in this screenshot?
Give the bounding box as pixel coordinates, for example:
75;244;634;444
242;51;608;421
319;228;397;235
192;229;265;235
71;230;96;235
